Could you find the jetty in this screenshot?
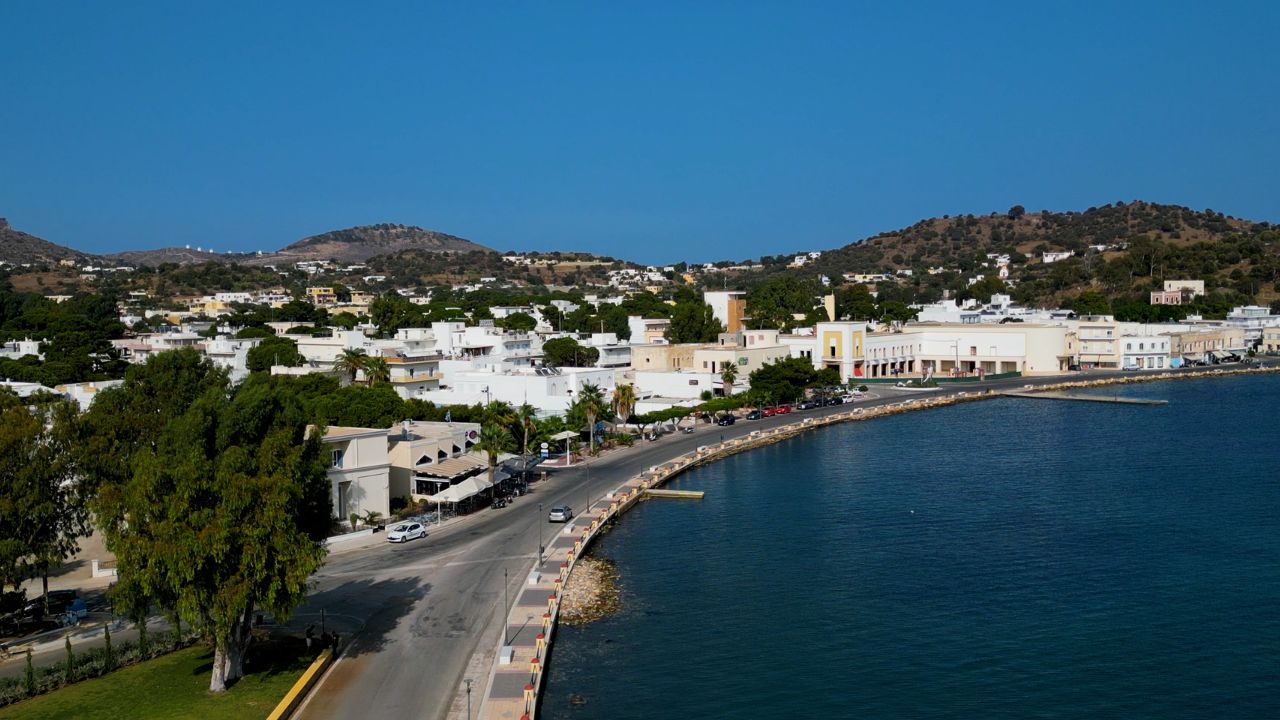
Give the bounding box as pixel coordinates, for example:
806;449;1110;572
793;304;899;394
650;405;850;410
1001;390;1167;405
644;489;705;499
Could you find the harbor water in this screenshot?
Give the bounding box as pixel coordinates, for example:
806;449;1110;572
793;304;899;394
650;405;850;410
541;375;1280;719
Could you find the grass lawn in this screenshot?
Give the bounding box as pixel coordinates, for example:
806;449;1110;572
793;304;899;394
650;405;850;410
1;637;314;720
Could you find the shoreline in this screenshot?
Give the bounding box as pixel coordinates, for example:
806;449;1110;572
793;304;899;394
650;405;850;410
478;366;1278;718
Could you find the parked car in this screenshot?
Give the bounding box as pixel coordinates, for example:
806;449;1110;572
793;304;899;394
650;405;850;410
548;505;574;522
745;409;763;420
386;522;427;543
776;404;792;414
20;591;87;625
797;400;817;410
761;407;777;417
716;415;737;426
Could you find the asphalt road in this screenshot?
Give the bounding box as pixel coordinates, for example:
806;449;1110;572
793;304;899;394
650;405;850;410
288;368;1214;720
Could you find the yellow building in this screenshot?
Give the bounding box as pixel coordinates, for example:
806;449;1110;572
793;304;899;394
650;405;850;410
814;321;867;382
630;343;698;371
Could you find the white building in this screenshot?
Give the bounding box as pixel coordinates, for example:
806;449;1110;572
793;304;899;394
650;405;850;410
1042;251;1074;264
0;338;42;360
54;380;124;411
317;426;393;521
1119;333;1171;370
419;366;616;417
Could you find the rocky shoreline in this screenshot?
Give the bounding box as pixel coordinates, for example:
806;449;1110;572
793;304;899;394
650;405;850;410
559;557;621;625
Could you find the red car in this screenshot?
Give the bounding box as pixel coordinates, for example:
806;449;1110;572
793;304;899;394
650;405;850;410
776;404;792;414
761;407;777;417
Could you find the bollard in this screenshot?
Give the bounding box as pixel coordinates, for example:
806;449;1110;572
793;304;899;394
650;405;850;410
524;684;536;713
530;655;541;676
535;632;546;655
542;612;552;632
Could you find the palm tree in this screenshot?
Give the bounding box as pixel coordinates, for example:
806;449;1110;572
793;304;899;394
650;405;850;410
333;348;368;385
363;356;390;385
720;363;739;397
576;383;607;454
514;403;538;458
612;384;637;427
474;424;515;489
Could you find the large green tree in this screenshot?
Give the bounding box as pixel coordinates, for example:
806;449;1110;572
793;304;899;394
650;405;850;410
664;303;724;343
748;356;824;404
88;357;331;692
746;276;819;331
543;337;599;367
0;403;83;599
245;336;304;372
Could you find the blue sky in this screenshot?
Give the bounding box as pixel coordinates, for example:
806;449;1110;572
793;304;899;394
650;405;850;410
2;2;1277;264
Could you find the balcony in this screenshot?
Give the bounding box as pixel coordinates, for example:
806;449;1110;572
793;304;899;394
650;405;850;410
390;373;443;384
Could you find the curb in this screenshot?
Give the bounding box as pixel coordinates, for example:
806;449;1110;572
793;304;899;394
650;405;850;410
266;647;336;720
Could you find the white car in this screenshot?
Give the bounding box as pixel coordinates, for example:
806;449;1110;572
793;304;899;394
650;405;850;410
386;522;427;543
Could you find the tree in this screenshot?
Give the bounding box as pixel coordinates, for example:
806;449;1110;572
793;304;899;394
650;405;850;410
1072;291;1113;316
1008;205;1026;219
245;336;304;373
514;404;539;462
363;356;390;385
27;402;89;603
746;276;819;331
91;371;331;692
542;337;599;367
835;285;878;320
474;424;515;489
332;348;368;385
611;384;637;425
500;312;537;332
748;357;821;404
665;303;724;343
720;363;739;397
574;383;607;454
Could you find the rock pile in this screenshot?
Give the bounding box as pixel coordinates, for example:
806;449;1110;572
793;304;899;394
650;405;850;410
560;557;621;625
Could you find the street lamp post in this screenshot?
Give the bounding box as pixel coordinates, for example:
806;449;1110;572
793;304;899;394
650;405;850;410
465;678;473;720
536;503;544;562
503;568;510;645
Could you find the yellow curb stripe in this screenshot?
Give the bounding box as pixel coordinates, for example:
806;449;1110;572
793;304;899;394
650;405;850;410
266;648;334;720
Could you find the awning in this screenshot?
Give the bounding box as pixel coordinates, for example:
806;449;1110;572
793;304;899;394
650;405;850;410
414;455;486;478
1211;350;1234;360
549;430;578;441
427;476;494;503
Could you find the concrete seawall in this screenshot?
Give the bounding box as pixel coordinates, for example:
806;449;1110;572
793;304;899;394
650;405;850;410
475;365;1278;719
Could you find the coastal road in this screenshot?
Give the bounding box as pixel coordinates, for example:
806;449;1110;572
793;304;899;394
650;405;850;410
294;367;1204;720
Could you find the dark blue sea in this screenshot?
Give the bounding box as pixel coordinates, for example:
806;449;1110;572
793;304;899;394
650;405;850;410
542;375;1280;719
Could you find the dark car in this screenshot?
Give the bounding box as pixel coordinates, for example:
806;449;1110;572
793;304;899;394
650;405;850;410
716;415;737;426
797;400;818;410
745;409;763;420
21;590;87;625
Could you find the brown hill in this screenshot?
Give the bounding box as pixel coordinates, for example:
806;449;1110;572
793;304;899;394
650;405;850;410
0;218;93;264
276;223;489;263
799;201;1267;277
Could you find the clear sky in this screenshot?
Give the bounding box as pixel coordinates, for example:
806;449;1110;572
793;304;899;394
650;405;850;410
2;2;1277;264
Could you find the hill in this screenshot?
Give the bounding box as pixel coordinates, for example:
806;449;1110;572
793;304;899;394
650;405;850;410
276;223;489;263
799;201;1267;277
0;218;92;264
741;201;1280;314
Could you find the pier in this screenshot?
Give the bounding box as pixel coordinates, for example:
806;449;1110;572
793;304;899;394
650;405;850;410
1001;390;1168;405
644;489;706;499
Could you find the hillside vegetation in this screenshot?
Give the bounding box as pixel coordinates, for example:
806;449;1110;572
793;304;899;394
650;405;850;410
753;201;1279;313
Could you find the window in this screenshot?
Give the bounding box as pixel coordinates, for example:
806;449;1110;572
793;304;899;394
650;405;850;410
829;345;837;357
331;449;344;468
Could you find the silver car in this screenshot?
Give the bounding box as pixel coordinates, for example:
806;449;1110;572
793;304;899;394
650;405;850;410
547;505;573;522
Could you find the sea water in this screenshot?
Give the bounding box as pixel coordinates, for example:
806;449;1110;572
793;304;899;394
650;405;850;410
541;375;1280;719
